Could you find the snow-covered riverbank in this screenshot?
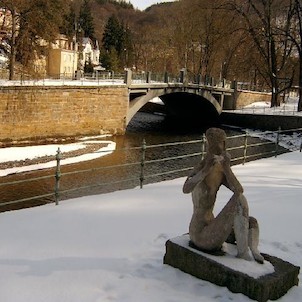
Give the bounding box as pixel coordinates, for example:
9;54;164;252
0;135;115;177
0;151;301;302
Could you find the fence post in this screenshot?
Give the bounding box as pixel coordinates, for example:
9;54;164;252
140;139;146;189
275;127;281;157
164;71;169;83
55;148;62;205
146;71;151;83
243;130;248;165
232;80;238;110
201;133;206;160
180;68;187;85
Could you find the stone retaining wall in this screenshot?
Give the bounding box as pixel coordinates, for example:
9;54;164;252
0;85;129;143
236;90;271;108
220;112;302;130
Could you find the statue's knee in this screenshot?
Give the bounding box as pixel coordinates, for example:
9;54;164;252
235;194;249;217
249;216;259;229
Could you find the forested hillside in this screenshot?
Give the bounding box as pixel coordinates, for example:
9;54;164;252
70;0;300;101
1;0;302;110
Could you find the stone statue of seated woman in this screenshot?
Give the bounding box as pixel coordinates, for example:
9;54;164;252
183;127;264;263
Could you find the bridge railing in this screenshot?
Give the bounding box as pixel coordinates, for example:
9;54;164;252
236;81;271;93
0;71;126;86
1;68;268;93
128;69;235;89
230;104;301;116
0;128;301;212
131;71;184;84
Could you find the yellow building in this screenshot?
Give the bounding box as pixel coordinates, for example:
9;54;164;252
47;35;78;78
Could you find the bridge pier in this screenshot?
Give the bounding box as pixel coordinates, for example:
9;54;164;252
124;69;132;86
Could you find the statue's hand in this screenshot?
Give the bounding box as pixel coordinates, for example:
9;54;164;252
183;161;214;193
221;151;231;163
213;155;224;164
220;152;244;195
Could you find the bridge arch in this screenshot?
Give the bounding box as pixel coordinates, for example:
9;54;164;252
126;87;222;127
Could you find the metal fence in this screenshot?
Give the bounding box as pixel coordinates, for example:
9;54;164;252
0;69;235;89
0;129;301;211
0;68;273;94
229;104;301;116
0;70;126;86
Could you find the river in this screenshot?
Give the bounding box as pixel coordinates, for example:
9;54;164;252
0;111;278;212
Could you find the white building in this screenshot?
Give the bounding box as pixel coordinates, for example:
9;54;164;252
80;37;101;69
0;8;12;35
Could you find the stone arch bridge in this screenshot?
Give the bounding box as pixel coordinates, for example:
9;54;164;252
127;82;235;127
0;74;270;143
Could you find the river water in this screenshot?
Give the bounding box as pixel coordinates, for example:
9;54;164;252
0;111;278;212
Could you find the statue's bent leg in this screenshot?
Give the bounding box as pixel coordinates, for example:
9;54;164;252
190;194;238;251
233;194;253;261
249;217;264;264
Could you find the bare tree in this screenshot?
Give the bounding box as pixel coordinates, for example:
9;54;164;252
0;0;22;79
225;0;295;107
0;0;68;79
285;0;302;111
160;0;231;80
168;0;247;82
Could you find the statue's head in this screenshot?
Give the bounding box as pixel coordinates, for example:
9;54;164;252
206;128;226;155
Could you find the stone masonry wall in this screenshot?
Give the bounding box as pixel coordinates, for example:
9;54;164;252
236;90;271;108
0;85;129;143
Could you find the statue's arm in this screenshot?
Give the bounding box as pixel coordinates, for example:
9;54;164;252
221;152;243;195
182;158;213;194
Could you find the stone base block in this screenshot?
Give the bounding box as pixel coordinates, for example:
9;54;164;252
163;235;300;302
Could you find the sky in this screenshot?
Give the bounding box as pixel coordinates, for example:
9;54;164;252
130;0;175;10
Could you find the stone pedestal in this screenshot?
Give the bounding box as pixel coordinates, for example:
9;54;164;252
163;235;300;302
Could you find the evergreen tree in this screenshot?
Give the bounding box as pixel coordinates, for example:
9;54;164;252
116;0;133;9
101;47;119;71
84;57;94;73
102;15;124;53
121;23;134;68
79;0;95;38
60;4;76;40
95;0;133;9
101;15;133;70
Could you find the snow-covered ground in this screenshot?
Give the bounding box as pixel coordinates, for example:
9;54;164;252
0;96;301;301
0;151;301;302
234;96;302;116
231;96;302;151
